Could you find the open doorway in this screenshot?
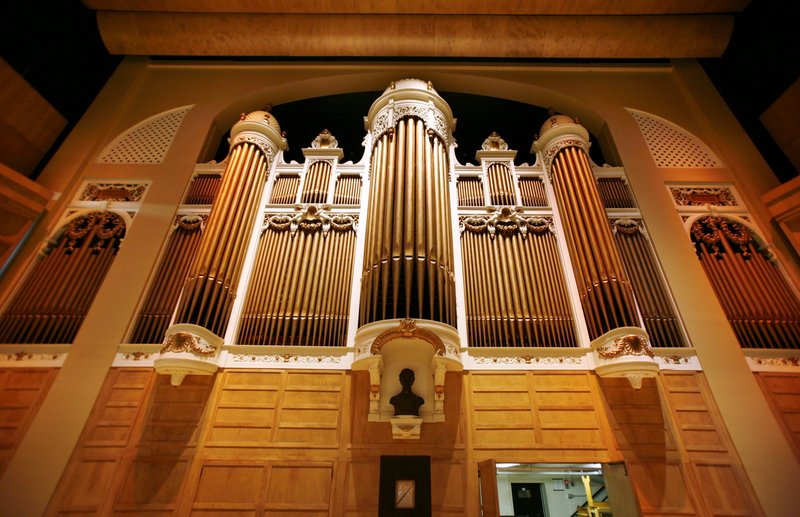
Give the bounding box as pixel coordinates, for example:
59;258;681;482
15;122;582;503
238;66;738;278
480;462;629;517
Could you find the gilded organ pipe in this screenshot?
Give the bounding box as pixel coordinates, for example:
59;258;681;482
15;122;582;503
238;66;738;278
691;216;800;349
460;213;576;347
0;211;125;344
173;109;286;338
238;210;357;346
130;215;205;343
533;115;639;339
612;218;685;347
359;79;457;327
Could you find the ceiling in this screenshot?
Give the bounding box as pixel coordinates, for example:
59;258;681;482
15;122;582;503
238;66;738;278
1;0;797;181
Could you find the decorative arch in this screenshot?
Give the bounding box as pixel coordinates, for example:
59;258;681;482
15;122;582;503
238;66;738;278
97;105;194;164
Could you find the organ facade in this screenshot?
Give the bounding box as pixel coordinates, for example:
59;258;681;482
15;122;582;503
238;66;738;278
0;64;798;517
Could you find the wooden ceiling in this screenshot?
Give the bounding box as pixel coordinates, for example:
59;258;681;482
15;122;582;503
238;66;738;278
83;0;750;58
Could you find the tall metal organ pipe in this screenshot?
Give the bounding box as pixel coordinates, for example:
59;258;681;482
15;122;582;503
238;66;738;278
533;114;640;339
359;79;457;326
172;109;287;338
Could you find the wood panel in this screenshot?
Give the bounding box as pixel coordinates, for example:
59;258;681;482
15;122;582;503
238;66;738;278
0;367;57;476
754;372;800;461
468;371;614;460
46;369;215;516
206;370;345;448
598;377;692;517
660;372;764;517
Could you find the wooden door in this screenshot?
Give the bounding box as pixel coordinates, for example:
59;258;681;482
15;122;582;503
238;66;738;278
478;459;499;517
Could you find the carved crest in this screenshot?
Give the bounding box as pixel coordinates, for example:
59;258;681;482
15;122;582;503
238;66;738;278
370;318;446;356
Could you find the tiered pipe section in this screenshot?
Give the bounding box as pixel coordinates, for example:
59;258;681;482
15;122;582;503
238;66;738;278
456;176;484;207
692;216;800;349
360;79;456;326
533;115;640;339
0;211;125;343
597;177;636;209
301;161;332;204
129;215;205;343
518;177;547;207
238;208;357;346
460;211;576;347
333;175;362;205
487;163;515;206
270;175;299;204
184;173;222;204
172;109;286;338
612;218;686;347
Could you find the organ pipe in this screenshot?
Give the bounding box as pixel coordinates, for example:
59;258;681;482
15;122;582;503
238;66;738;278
0;211;125;344
129;215;205;343
691;216;800;349
184;173;222;204
487;163;516;206
270;175;299;204
533;115;639;339
360;79;456;327
460;213;576;347
333;175;362;205
173;109;286;338
457;177;484;207
518;177;548;207
301;160;332;204
238;210;357;346
612;218;686;347
597;177;635;208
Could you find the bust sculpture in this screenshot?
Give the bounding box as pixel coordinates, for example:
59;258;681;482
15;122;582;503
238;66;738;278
390;368;425;416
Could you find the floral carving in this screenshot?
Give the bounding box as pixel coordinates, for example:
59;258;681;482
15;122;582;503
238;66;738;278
160;331;217;357
80;182;148;202
230;354;342;364
472;355;584;365
597;334;654;359
670;186;736;207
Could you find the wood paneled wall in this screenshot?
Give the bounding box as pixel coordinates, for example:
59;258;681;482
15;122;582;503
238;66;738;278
601;372;764;516
467;371;617;463
754;372;800;461
44;368;766;516
0;368;57;477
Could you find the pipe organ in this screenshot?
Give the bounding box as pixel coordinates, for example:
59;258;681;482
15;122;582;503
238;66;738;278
359;80;457;327
533;115;641;340
238;208;357;346
9;80;785;357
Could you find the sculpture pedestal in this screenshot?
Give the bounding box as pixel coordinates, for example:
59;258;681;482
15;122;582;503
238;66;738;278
390;416;423;440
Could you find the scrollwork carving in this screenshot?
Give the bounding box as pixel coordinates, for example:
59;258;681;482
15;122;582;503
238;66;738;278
597;334;654;359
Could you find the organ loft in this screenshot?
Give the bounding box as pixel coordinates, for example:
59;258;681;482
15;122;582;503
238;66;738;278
0;71;798;517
